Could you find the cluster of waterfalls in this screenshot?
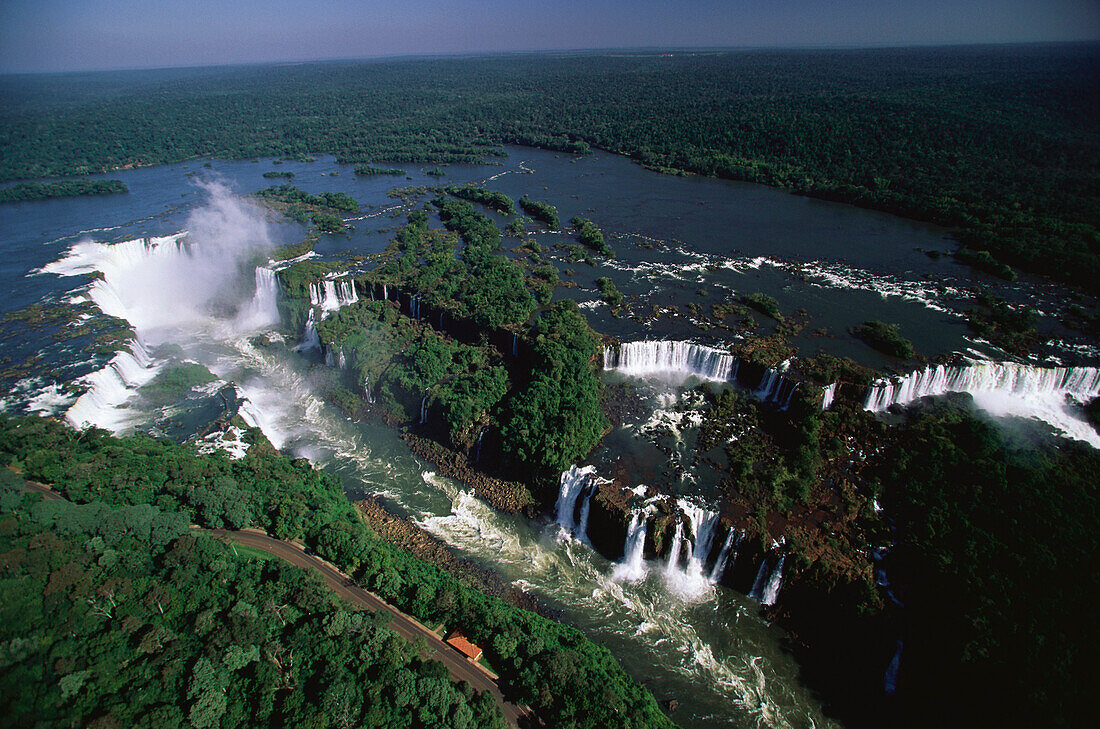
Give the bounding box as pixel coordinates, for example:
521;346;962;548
554;466;784;605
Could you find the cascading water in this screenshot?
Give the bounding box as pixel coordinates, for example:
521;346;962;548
38;184;277;432
613;510;649;581
419;396;428;425
65;339;163;430
821;383;837;411
555;465;605;537
310;277;358;314
296;308;321;351
755;369;798;409
884;640;903;695
604;340;739;382
20;165;844;729
709;529;744;584
749;551;786;606
864;361;1100;410
864;360;1100;447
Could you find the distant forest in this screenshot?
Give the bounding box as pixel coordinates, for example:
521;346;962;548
1;45;1097;289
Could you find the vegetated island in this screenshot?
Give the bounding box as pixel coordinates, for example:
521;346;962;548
0;179;128;204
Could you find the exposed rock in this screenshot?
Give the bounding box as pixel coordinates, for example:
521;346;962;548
354;497;545;616
401;432;537;516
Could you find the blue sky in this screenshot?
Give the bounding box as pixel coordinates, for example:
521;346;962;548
1;0;1097;73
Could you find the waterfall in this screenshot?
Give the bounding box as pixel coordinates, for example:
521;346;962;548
760;554;785;605
749;552;785;605
296;308;320;351
310;277;358;313
664;518;686;576
709;529;743;583
555;465;605;537
439;311;445;329
512;333;519;357
337;279;358;305
864;361;1100;411
237;266;280;330
66;338;164;431
603;340;738;382
419;396;428;425
755;369;798;408
749;560;771;601
681;502;720;581
821;383;837;411
884;640;903;695
382;283;388;301
613;510;649;581
473;428;485;464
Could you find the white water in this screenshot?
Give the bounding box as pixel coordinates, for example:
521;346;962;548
749;553;785;606
555;464;604;537
864;360;1100;447
297;308;321;351
38;182;276;434
820;383;837;411
710;529;743;584
604;340;739;383
28;180;839;729
614;509;649;582
310;277;358;314
755;370;798;409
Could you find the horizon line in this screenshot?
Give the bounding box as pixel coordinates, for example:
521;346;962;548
3;38;1097;78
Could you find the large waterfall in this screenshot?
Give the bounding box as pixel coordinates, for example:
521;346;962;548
821;383;837;411
603;340;739;382
38;183;277;433
65;339;163;430
864;361;1100;411
864;360;1100;446
297;308;321;351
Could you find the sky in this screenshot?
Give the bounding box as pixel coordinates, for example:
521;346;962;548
1;0;1097;74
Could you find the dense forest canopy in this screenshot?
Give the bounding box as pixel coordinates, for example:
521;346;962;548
1;45;1097;288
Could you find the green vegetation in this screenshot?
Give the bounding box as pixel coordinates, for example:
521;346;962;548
447;184;516;215
0;488;506;729
0;179;127;204
501;301;608;472
851;320;915;359
954;247;1017;281
139;362;217;406
261;170;293;179
2;48;1094;289
0;416;673;729
354;165;405;176
254;184;359;232
519;196;560;228
875;403;1098;728
596;276;624;315
740;292;782;321
571;216;614;258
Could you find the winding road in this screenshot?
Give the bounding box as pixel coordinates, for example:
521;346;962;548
16;478;534;727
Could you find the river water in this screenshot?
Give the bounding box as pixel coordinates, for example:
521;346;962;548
2;147;1095;728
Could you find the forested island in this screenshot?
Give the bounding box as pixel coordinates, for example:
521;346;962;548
0;179;127;203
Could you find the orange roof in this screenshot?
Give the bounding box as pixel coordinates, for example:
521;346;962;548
445;630;483;660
